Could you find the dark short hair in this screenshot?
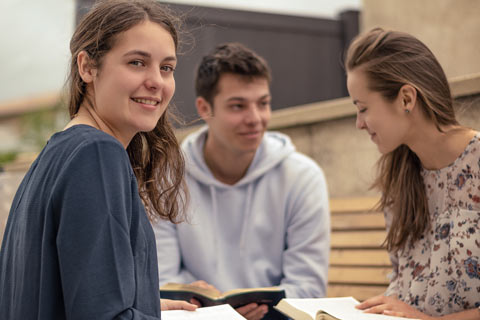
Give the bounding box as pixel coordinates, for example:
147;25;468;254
195;42;271;105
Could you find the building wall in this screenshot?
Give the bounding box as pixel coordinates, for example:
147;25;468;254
76;0;359;123
175;74;480;198
362;0;480;78
279;93;480;198
280;116;380;198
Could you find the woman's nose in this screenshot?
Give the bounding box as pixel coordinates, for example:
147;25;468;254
145;69;163;91
356;114;365;130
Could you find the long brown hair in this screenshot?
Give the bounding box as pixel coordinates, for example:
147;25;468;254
68;0;186;223
345;28;458;251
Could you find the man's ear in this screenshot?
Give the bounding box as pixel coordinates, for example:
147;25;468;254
196;96;213;121
77;51;97;83
398;84;417;113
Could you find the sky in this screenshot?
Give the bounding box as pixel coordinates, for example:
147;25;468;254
0;0;75;103
0;0;361;104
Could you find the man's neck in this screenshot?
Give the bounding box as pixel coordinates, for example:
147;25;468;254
203;140;256;185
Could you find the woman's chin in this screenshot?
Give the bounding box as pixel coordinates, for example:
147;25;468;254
137;122;159;134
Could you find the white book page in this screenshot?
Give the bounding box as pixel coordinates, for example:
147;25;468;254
283;297;416;320
161;304;247;320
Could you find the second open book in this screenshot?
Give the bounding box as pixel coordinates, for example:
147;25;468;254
274;297;418;320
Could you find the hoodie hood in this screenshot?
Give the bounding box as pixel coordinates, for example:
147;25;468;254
181;125;295;188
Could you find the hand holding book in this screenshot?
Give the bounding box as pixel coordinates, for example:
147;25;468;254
186;281;269;320
160;282;286;319
355;294;425;319
160;298;198;312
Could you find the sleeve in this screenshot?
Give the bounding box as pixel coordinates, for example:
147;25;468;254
279;162;330;298
153;219;196;286
53;140;160;320
383;209;400;297
385;251;400;296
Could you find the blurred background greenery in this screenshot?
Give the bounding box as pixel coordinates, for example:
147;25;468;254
0;99;68;169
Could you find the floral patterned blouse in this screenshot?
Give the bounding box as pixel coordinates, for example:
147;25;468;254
385;133;480;317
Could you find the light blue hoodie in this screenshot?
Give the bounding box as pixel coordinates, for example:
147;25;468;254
154;126;330;298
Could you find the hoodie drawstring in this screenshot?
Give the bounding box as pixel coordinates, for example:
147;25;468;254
239;184;253;254
210;185;219;272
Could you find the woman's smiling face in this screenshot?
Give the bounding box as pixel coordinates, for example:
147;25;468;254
347;68;411;154
83;20;177;144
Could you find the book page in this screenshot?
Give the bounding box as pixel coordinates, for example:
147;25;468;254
282;297;416;320
161;304;247;320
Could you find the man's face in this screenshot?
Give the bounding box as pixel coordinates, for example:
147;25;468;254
203;73;271;157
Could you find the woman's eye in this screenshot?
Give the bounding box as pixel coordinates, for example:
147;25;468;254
359;107;367;113
161;65;175;72
129;60;145;67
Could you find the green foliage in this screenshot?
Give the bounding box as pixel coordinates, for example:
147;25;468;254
20;101;68;151
0;151;18;168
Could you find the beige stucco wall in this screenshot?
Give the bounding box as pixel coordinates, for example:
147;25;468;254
272;74;480;198
175;74;480;198
279;92;480;198
280;116;381;198
361;0;480;78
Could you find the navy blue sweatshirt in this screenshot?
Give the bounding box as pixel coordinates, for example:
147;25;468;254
0;125;161;319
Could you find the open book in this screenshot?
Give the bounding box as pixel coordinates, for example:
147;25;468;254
162;304;246;320
274;297;416;320
160;283;286;319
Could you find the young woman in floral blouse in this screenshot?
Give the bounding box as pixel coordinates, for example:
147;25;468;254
345;28;480;319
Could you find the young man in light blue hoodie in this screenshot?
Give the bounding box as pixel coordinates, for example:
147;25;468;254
154;42;330;320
